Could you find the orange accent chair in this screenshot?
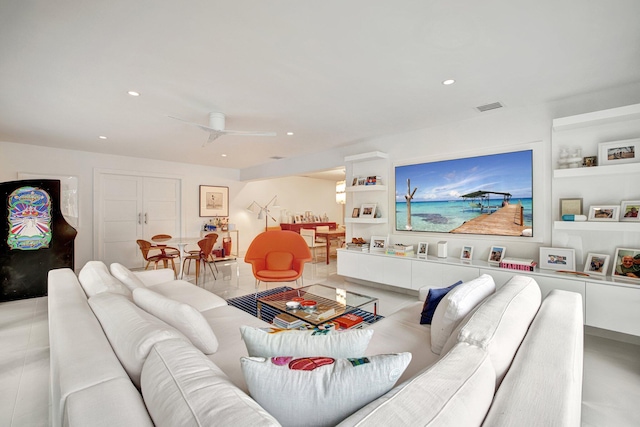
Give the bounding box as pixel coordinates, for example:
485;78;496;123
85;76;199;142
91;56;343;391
244;230;312;291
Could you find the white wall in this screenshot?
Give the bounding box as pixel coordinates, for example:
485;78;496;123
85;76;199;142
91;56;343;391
0;141;341;269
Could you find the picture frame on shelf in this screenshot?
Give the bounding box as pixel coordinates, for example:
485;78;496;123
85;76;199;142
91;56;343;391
559;198;583;217
583;253;610;276
488;246;506;263
598;138;640;166
199;185;229;217
539;247;575;271
369;235;388;253
416;242;428;259
620;201;640;221
359;203;377;219
583;156;597;167
612;248;640;280
351;208;360;218
357;177;366;186
352;177;359;186
461;245;473;261
588;205;620;221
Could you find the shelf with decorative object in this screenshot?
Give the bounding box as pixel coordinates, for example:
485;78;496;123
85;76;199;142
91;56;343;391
346;185;387;192
344;218;388;224
553;221;640;232
554;162;640;179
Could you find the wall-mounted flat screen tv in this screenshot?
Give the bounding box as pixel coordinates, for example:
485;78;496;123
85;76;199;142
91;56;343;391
395;150;533;237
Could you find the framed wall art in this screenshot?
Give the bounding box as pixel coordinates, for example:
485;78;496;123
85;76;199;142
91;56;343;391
559;198;583;217
588;205;619;222
199;185;229;217
598;138;640;166
620;201;640;221
351;207;360;218
583;253;610;276
539;247;575;271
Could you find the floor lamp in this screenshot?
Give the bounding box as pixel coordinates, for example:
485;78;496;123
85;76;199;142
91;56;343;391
246;195;280;231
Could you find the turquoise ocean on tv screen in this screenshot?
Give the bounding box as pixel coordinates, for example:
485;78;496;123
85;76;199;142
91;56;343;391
395;198;533;233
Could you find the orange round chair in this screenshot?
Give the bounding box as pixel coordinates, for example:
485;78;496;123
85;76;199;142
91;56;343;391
244;230;312;291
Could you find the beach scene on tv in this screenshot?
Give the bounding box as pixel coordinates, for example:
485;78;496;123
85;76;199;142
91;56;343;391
395;150;533;237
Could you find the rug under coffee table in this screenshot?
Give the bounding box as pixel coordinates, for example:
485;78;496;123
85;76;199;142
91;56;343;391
256;284;378;328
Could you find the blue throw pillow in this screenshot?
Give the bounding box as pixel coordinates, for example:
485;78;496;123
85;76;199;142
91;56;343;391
419;281;463;325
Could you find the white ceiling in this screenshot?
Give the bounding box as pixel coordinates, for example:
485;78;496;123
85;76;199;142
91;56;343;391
1;1;639;173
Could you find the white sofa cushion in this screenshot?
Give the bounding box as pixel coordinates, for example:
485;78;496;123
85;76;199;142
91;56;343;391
133;287;219;354
78;261;131;298
110;263;146;291
240;325;373;358
146;280;228;312
88;292;187;388
430;274;495;354
336;343;495;427
142;339;280;427
241;352;411;427
482;290;583;427
455;275;541;386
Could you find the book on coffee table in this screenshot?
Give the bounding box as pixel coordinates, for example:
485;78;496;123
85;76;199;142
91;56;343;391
334;313;364;329
273;313;305;329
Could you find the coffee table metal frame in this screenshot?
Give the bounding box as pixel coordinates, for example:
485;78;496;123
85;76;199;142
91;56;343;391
256;284;378;327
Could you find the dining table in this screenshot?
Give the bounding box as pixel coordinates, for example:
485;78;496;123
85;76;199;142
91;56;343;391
315;229;346;264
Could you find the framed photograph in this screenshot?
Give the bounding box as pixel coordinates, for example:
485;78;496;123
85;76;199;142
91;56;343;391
612;248;640;280
352;177;359;186
417;242;428;259
199;185;229;217
583;156;597;167
588;205;620;222
460;245;474;260
598;138;640;166
357;177;366;186
583;253;610;276
620;201;640;221
559;198;583;217
369;235;388;253
360;203;377;219
351;208;360;218
539;247;575;271
488;246;506;263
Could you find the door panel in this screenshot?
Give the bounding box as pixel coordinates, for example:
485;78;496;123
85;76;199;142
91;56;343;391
143;178;180;240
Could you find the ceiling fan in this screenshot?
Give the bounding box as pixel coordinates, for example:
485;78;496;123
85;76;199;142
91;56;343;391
169;112;277;145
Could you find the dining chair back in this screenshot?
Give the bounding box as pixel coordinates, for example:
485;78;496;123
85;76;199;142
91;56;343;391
300;228;327;263
244;230;312;291
181;237;217;285
136;239;177;277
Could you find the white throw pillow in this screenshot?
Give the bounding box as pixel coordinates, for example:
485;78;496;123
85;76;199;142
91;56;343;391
241;352;411;427
133;287;219;354
240;325;373;358
142;339;280;427
431;274;495;355
110;263;146;291
88;292;187;388
78;261;131;298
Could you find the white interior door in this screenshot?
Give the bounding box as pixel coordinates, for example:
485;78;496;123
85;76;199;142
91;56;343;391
97;173;181;269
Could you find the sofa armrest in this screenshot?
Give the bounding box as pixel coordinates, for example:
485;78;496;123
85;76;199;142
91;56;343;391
418;286;430;302
134;269;175;286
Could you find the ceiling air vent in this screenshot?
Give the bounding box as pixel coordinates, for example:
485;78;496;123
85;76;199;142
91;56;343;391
270;156;285;160
476;102;503;112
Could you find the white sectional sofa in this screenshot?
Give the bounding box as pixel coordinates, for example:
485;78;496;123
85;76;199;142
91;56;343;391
48;262;584;427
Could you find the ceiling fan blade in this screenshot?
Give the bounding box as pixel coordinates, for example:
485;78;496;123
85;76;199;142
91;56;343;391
168;115;220;133
205;131;223;145
221;129;277;137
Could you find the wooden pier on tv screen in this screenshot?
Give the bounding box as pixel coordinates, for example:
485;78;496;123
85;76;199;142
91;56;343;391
451;204;527;236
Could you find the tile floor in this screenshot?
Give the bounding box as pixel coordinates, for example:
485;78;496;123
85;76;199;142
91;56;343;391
1;258;640;426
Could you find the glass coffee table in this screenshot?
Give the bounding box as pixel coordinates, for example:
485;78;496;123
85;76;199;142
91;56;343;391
256;284;378;327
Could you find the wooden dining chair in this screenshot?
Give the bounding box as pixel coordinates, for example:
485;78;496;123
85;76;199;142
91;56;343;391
150;234;180;257
300;228;327;263
136;239;178;277
181;237;217;285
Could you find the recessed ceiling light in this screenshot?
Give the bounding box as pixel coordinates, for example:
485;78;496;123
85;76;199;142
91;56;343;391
287;132;294;136
221;154;227;157
442;79;455;85
127;91;140;96
98;136;107;140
